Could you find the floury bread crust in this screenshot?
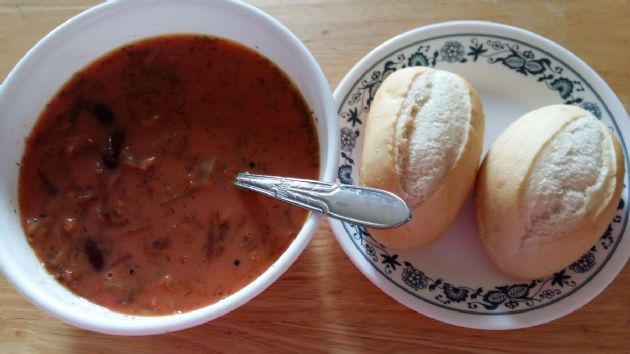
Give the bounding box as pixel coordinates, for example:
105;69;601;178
359;67;485;249
475;105;625;280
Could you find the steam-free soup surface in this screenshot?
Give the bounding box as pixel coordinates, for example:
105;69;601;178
19;35;319;315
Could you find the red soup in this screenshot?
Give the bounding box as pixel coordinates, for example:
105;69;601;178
19;35;319;315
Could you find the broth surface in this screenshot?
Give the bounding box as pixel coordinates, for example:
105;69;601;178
19;35;319;315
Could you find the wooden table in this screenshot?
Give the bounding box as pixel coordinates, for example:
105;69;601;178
1;1;629;352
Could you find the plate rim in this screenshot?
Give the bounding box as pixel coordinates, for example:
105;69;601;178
329;20;630;330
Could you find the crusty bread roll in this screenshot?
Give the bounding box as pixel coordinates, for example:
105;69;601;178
359;67;485;249
475;104;625;279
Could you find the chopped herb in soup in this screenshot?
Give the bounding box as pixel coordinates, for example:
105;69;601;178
19;35;319;315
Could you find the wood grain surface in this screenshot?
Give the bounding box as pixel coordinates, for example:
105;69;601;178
1;1;629;353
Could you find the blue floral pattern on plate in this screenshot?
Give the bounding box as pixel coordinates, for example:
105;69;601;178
335;34;629;315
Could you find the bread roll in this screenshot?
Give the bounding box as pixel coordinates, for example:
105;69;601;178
359;67;485;249
475;104;625;279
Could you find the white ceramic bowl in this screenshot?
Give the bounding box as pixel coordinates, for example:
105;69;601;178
0;0;338;335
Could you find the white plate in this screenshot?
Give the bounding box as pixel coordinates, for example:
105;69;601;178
329;21;630;330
